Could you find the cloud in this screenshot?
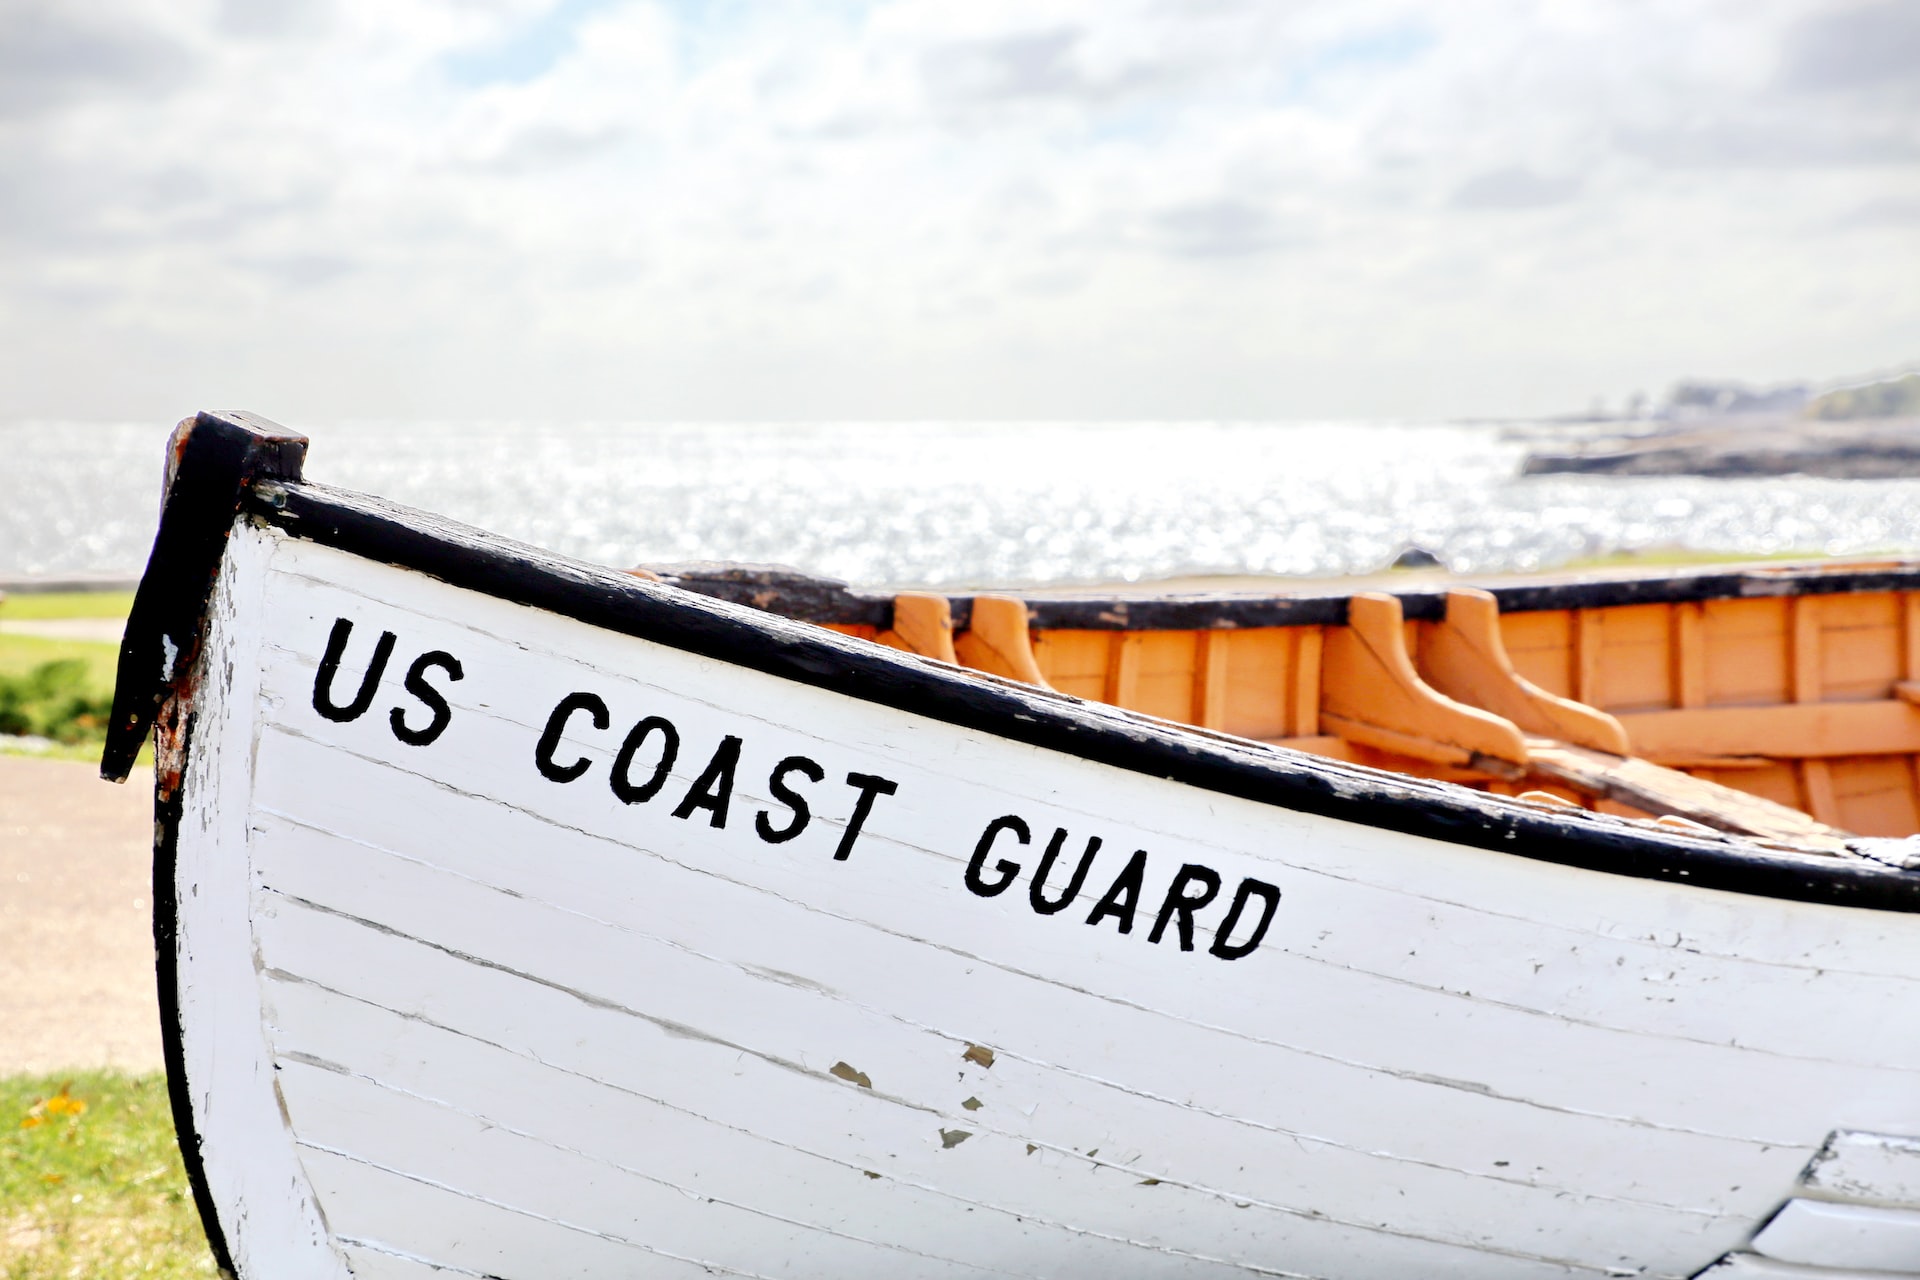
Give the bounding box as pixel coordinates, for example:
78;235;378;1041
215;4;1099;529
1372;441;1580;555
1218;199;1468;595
0;0;1915;423
0;2;193;119
1777;1;1920;94
1451;167;1580;211
1149;199;1303;257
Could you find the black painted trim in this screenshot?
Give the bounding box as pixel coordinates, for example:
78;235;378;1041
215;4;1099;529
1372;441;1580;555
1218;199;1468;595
647;559;1920;631
105;412;307;1280
250;476;1920;912
101;412;308;781
148;710;238;1279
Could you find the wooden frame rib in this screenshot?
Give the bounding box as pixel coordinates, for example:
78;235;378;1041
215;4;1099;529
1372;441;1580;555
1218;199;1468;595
1319;593;1530;773
874;593;959;664
1417;590;1631;755
954;595;1052;688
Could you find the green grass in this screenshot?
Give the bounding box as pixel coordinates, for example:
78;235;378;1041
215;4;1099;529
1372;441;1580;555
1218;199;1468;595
0;636;118;692
0;593;134;623
0;1072;214;1278
0;628;145;767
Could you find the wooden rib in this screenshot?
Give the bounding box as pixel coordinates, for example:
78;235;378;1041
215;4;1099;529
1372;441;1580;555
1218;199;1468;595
1904;594;1920;681
1192;631;1229;730
1417;590;1630;755
1573;610;1603;706
1903;595;1920;832
953;595;1051;688
1671;602;1706;710
1789;597;1840;826
1524;740;1850;852
1288;627;1323;737
1103;632;1142;707
872;593;957;664
1319;593;1529;773
1790;597;1822;704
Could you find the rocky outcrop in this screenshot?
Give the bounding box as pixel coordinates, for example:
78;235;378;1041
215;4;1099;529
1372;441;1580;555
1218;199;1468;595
1522;417;1920;479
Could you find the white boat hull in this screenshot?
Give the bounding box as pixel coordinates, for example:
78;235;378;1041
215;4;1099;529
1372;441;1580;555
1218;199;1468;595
151;510;1920;1280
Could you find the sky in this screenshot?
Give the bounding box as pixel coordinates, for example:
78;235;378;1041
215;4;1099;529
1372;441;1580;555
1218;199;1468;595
1;0;1916;423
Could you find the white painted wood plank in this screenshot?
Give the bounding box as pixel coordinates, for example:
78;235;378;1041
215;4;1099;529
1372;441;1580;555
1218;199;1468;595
247;697;1916;1164
1751;1198;1920;1272
275;1057;1032;1280
250;566;1920;1078
263;536;1920;984
170;527;347;1279
245;805;1751;1267
298;1146;749;1280
158;523;1920;1279
239;793;1788;1235
1804;1131;1920;1208
262;975;1284;1280
254;649;1920;1083
253;896;1603;1279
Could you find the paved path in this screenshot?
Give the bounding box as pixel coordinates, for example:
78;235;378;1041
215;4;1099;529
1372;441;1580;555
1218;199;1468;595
0;756;161;1073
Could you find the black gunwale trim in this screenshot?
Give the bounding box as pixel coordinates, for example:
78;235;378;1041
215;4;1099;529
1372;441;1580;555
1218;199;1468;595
102;412;308;781
643;559;1920;631
147;712;235;1279
108;412;307;1279
253;471;1920;913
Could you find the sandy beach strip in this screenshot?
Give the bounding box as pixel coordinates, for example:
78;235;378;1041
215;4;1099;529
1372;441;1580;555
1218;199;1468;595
0;756;162;1074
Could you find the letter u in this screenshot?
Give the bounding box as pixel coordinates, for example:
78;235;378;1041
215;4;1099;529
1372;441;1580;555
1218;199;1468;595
312;617;397;723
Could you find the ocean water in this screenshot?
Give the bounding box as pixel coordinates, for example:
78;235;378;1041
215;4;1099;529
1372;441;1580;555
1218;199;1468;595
4;419;1919;588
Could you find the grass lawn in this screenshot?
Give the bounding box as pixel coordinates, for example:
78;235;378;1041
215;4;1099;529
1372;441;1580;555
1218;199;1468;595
0;593;135;623
0;1072;214;1277
0;594;138;766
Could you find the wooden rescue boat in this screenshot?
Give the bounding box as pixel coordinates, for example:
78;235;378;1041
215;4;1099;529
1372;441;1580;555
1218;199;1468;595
105;412;1920;1280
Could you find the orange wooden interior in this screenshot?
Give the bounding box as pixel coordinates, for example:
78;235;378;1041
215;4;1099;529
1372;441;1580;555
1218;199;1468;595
827;587;1920;839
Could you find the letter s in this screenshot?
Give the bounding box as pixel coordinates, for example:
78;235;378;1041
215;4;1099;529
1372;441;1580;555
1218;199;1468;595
390;651;464;746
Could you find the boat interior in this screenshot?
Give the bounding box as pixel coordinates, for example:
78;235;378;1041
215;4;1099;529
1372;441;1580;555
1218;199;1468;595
645;561;1920;852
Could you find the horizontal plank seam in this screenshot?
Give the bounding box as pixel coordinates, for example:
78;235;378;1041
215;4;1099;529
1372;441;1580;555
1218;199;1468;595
296;1141;779;1280
276;1054;1038;1280
265;992;1626;1274
252;744;1920;1086
335;1237;493;1278
254;860;1738;1219
264;969;1329;1278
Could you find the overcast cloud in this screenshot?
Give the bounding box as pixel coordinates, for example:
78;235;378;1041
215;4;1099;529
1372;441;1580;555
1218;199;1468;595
0;0;1915;421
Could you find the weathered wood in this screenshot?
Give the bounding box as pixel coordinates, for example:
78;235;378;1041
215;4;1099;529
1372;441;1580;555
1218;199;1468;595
1803;1131;1920;1207
1417;589;1630;754
1672;601;1707;709
1525;739;1852;850
646;558;1920;634
1287;627;1322;738
109;414;1920;1280
874;592;958;664
1321;593;1530;771
1192;631;1229;730
136;520;1920;1280
953;595;1050;688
